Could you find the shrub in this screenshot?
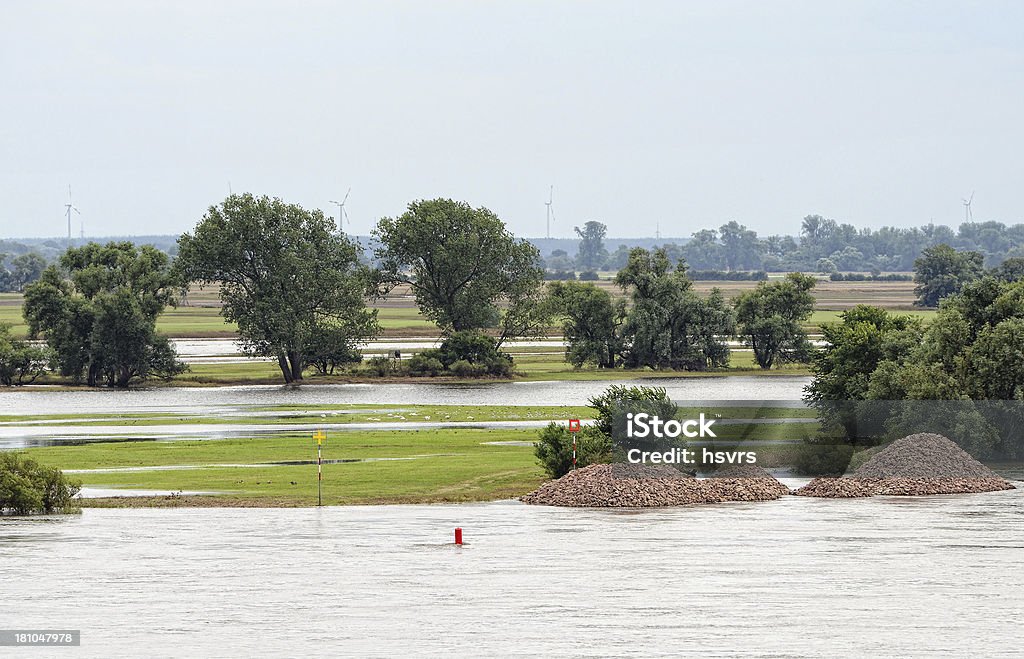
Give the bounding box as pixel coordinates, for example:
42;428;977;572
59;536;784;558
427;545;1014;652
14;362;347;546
449;359;487;377
534;423;613;478
364;355;397;377
0;453;81;515
436;331;513;376
407;354;444;377
578;270;600;281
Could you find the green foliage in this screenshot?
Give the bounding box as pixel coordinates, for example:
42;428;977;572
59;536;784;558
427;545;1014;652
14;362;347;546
574;221;608;271
374;199;547;343
533;423;613;478
305;323;367;376
433;330;514;377
547;281;623;368
587;385;679;440
913;244;984;307
22;242;184;387
176;194;380;384
734;272;816;369
615;248;735;370
804;305;924;440
807;280;1024;458
0;323;48;385
406;353;444;377
0;452;80;515
990;256;1024;282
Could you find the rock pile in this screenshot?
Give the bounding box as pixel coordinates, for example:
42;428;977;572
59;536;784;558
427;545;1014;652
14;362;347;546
793;433;1015;498
520;463;789;507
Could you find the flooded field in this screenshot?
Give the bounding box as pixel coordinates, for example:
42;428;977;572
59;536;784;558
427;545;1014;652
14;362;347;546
2;487;1021;656
0;376;812;416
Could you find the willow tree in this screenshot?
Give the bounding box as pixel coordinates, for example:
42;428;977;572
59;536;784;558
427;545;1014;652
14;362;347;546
175;194;380;383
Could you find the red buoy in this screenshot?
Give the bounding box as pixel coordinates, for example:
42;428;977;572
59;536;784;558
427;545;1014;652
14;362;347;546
455;527;463;545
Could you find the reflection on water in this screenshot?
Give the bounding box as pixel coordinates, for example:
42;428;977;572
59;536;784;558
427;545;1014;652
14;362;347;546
1;489;1021;656
0;377;812;416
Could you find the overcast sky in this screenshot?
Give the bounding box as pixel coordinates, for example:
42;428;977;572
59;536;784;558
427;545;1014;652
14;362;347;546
2;1;1022;240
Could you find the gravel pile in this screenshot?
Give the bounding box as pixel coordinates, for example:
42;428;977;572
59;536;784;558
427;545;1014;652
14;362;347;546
521;463;789;507
794;433;1015;498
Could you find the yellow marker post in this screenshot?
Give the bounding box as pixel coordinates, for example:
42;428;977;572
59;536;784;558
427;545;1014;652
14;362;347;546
313;429;326;506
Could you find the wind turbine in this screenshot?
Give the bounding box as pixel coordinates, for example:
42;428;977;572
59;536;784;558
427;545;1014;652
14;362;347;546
962;191;974;223
545;185;556;239
64;185;80;246
330;188;351;234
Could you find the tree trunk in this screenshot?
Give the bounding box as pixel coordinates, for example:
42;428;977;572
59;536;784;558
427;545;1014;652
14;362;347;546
278;355;294;384
288;351;304;382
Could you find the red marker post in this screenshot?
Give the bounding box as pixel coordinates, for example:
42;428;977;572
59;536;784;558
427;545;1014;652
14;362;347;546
313;429;326;506
455;527;463;546
568;419;581;469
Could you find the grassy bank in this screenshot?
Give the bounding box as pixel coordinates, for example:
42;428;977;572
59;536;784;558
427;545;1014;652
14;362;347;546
20;414;817;506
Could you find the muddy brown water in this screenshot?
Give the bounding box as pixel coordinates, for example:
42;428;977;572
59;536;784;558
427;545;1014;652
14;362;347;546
1;488;1022;656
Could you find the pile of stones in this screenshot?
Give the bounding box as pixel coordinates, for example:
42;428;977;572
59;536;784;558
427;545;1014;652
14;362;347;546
793;433;1015;498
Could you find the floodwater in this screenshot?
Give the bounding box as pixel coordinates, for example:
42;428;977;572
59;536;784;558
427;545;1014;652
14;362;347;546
0;376;812;416
2;487;1022;657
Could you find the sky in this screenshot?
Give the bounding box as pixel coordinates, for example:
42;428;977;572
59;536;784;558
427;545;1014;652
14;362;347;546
1;0;1022;240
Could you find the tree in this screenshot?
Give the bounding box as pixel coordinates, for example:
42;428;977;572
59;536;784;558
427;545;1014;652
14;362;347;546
990;257;1024;282
734;273;816;369
547;281;623;368
0;452;80;515
374;198;547;345
574;221;608;271
10;253;47;291
0;323;48;385
23;242;185;388
533;423;613;478
804;305;924;441
913;244;984;307
615;248;734;370
176;194;380;384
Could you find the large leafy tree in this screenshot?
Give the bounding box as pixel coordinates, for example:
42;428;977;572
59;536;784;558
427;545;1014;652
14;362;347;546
615;248;734;370
574;220;608;271
734;272;816;369
913;244;984;307
23;242;184;387
803;305;923;441
547;281;623;368
374;198;547;344
175;194;380;384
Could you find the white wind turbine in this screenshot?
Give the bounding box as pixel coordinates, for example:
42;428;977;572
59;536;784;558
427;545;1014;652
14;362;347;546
545;185;556;239
330;188;352;234
64;185;80;246
962;191;974;223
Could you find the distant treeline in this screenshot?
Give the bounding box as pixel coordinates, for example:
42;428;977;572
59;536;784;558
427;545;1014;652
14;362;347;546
539;216;1024;274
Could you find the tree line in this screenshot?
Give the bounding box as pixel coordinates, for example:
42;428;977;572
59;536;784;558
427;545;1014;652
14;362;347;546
5;194;1021;388
541;215;1024;275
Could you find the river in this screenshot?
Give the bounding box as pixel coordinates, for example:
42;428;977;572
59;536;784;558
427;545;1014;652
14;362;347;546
0;376;812;416
1;487;1021;657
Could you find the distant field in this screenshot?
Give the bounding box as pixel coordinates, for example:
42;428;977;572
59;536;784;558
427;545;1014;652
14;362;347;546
0;277;928;341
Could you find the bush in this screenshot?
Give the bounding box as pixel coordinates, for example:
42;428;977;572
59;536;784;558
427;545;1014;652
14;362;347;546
578;270;600;281
364;355;398;377
534;423;613;478
406;354;444;377
435;331;513;377
0;453;80;515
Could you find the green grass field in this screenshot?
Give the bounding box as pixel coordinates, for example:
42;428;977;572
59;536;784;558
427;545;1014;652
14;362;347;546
21;414;816;505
